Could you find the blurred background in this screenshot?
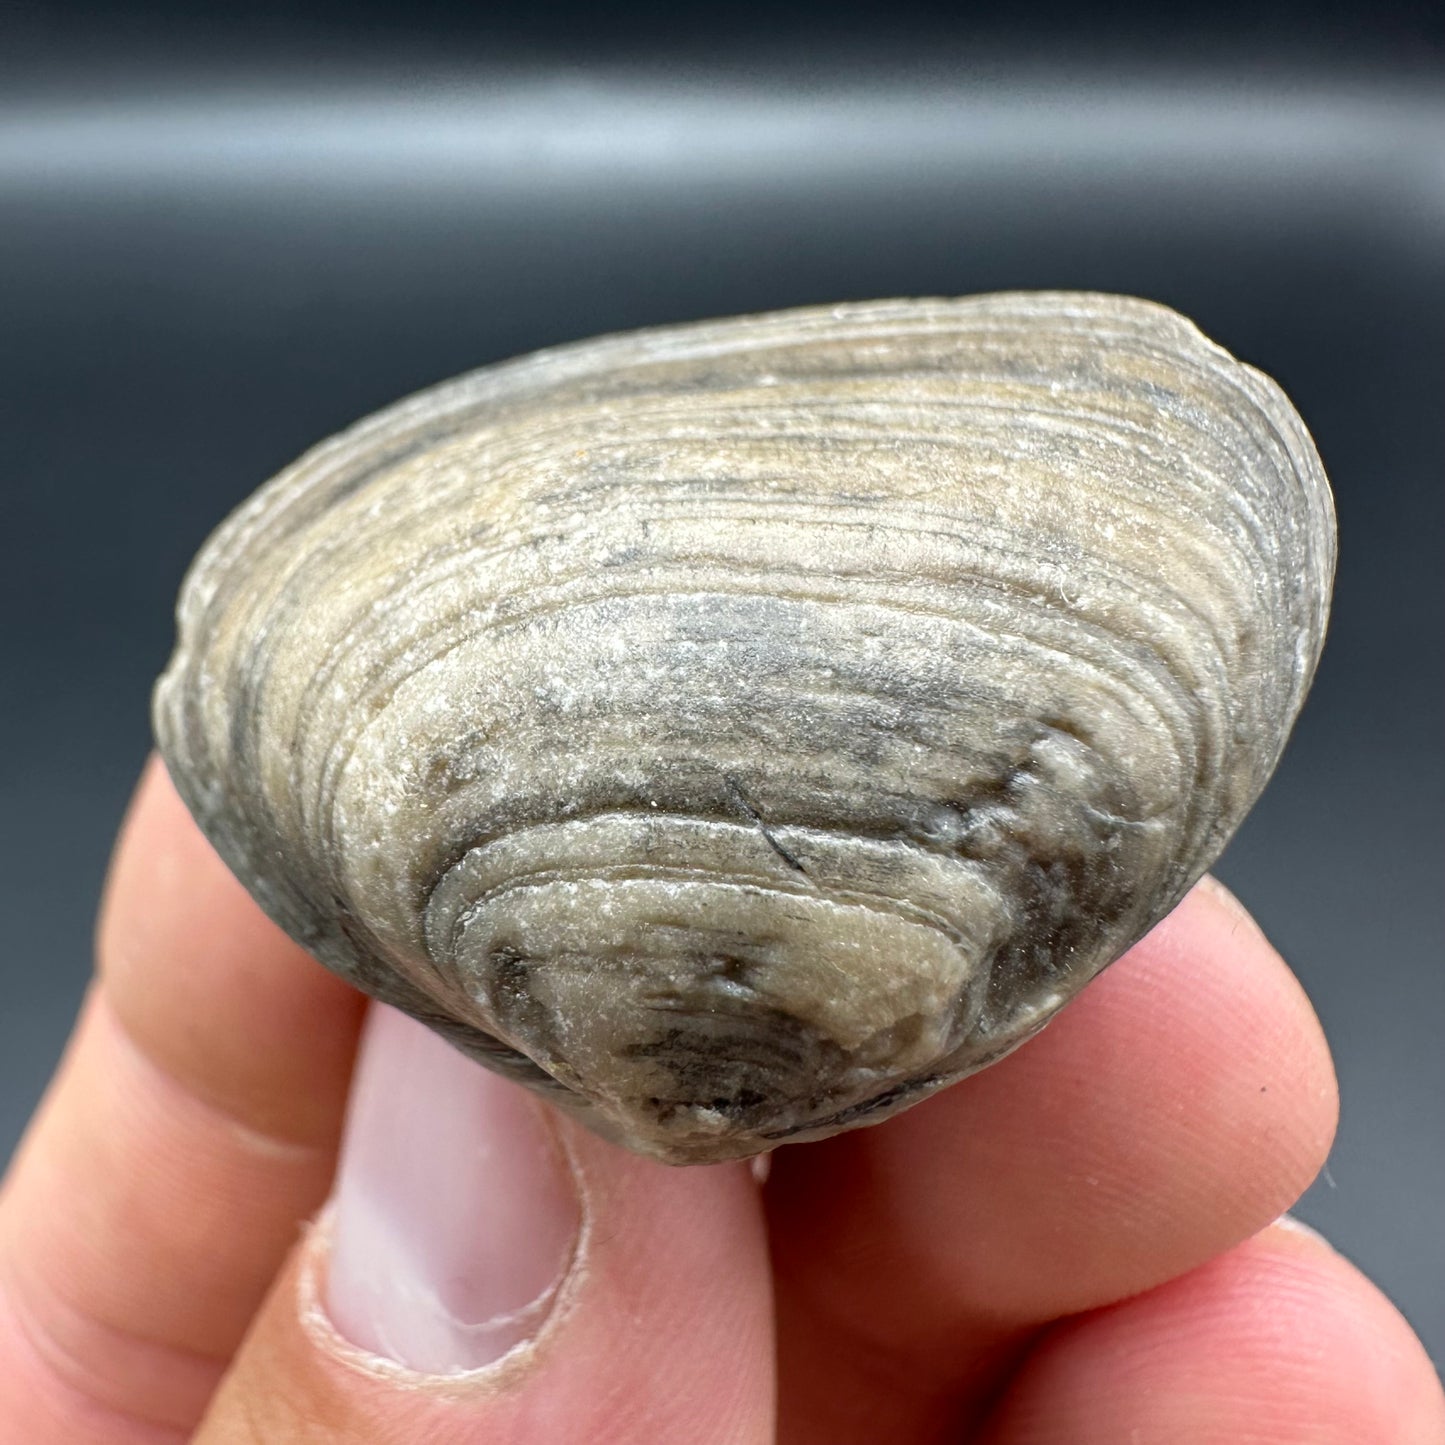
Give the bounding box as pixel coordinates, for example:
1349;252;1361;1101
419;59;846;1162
2;0;1441;1367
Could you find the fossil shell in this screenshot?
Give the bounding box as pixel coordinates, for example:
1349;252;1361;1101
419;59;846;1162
154;292;1335;1163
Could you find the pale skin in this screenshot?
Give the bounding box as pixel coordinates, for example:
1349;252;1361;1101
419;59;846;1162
0;757;1441;1442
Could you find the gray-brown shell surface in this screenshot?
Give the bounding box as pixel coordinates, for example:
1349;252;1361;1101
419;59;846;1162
154;292;1335;1164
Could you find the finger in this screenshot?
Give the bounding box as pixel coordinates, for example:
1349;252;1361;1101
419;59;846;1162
978;1218;1445;1443
0;758;367;1439
767;878;1339;1443
197;1005;774;1444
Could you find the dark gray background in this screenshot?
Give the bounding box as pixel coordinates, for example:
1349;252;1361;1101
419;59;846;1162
2;1;1442;1371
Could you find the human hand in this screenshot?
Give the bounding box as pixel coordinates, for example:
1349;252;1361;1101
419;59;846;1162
2;758;1440;1441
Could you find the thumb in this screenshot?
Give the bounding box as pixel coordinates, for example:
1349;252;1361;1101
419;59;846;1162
197;1005;774;1443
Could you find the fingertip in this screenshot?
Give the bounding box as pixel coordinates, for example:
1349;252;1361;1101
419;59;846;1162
984;1219;1445;1444
197;1021;776;1444
767;873;1346;1372
1191;875;1340;1181
958;873;1342;1305
1072;875;1340;1211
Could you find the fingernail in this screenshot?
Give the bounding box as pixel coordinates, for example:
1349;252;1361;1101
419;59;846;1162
1198;874;1262;933
323;1004;581;1374
1273;1210;1336;1251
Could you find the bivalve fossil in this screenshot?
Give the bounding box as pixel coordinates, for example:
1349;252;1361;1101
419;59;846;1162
154;292;1336;1163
